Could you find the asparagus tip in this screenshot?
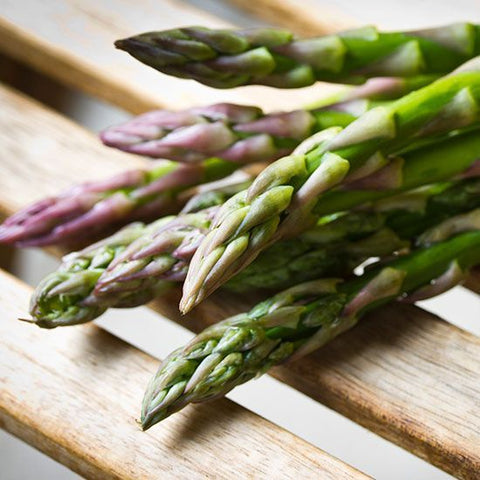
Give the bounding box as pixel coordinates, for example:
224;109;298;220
18;317;58;329
140;416;154;431
179;292;199;314
114;38;129;50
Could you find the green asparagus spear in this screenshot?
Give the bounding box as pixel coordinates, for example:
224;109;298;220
114;23;479;88
227;178;480;291
27;217;175;328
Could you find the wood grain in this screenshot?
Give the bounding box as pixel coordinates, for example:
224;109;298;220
1;79;480;478
275;302;480;479
0;269;368;480
226;0;356;35
0;0;342;114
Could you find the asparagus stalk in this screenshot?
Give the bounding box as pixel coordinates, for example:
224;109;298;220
100;101;362;163
306;75;438;107
141;227;480;429
114;23;479;88
101;77;441;164
0;157;236;247
180;62;480;311
27;218;175;327
27;177;480;328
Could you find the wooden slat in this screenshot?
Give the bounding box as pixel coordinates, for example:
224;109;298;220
1;53;71;113
226;0;356;35
0;0;341;114
0;269;368;480
2;81;480;478
275;302;480;479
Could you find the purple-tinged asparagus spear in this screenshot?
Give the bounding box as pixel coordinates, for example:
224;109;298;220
100;102;355;164
0;158;236;247
102;77;437;165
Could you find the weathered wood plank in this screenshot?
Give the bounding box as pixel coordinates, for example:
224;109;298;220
274;302;480;479
0;268;368;480
0;0;341;114
0;53;71;113
1;79;480;478
226;0;356;35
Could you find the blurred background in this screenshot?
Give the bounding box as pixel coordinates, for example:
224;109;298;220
1;0;479;478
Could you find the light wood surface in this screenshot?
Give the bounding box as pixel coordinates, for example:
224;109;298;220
0;268;369;480
226;0;356;35
276;302;480;479
1;81;480;478
0;0;342;114
228;0;357;37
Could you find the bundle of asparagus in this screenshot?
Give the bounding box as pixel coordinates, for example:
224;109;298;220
4;21;479;431
27;175;480;328
179;59;480;311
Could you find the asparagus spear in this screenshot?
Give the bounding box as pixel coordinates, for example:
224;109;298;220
101;77;439;164
307;75;438;106
100;101;361;163
27;218;175;327
114;23;479;88
228;178;480;291
180;62;480;311
141;226;480;429
0;157;236;247
27;177;480;328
